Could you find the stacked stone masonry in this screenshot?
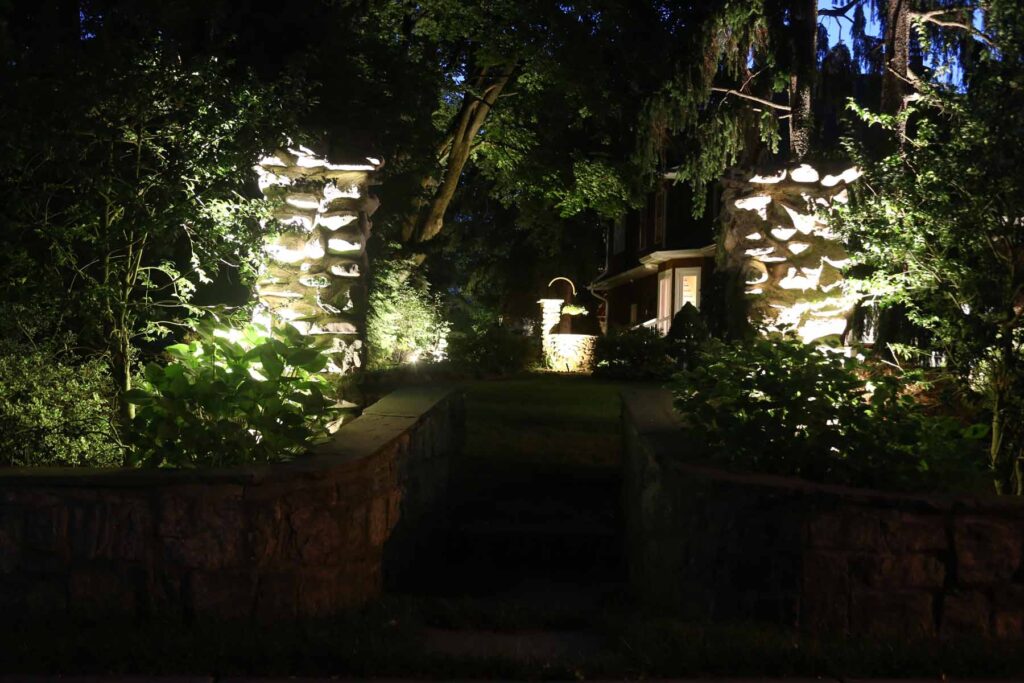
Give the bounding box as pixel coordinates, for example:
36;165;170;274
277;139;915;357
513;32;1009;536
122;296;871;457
0;386;461;622
538;298;597;373
623;387;1024;638
254;146;382;376
721;164;861;343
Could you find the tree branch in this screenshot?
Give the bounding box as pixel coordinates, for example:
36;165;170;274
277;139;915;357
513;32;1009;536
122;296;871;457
819;0;865;18
405;64;519;243
910;9;995;46
710;87;791;112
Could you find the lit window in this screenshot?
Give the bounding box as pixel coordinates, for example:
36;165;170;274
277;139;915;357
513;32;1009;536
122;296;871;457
674;267;700;310
657;270;672;335
613;218;625;255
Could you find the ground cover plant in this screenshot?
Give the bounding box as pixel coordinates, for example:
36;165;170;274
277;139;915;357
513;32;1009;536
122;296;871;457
671;333;989;493
125;318;337;467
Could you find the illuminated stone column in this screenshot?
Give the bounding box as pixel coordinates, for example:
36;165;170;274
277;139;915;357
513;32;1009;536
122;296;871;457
721;164;861;344
254;146;382;376
538;298;564;367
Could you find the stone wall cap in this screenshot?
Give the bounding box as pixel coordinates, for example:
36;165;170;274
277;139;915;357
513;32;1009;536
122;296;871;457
620;385;684;437
362;383;460;419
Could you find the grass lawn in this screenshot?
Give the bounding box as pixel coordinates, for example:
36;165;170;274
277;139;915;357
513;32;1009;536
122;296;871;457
461;373;623;469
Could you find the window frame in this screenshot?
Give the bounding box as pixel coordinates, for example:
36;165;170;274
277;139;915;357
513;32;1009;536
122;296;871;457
655;266;702;336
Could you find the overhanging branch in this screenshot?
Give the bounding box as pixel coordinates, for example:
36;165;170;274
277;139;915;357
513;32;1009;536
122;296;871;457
819;0;865;18
910;8;995;46
710;87;791;112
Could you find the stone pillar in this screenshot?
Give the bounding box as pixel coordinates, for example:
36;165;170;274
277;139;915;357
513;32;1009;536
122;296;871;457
720;163;862;344
253;146;381;416
538;298;564;366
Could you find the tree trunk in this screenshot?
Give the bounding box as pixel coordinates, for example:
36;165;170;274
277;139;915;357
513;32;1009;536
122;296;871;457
881;0;910;116
402;65;517;244
115;330;135;422
788;0;818;160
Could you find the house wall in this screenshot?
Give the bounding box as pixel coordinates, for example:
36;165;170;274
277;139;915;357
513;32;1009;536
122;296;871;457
599;179;717;331
606;182;715;279
606;273;658;330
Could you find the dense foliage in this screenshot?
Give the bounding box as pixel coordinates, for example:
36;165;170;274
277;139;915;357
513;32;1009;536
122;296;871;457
366;252;450;370
593;328;677;381
0;340;122;468
833;55;1024;493
671;334;987;492
594;304;711;380
125;320;336;467
0;34;303;419
446;324;537;377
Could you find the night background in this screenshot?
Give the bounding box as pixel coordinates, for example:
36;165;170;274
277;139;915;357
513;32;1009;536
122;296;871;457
1;0;1023;679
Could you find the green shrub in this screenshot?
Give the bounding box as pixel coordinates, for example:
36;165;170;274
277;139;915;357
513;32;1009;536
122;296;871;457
0;342;122;467
594;305;713;381
366;253;449;369
671;333;988;492
447;324;538;377
125;320;337;467
593;327;676;380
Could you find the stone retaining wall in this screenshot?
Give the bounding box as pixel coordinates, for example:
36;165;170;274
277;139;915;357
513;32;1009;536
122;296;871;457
622;386;1024;638
0;385;460;622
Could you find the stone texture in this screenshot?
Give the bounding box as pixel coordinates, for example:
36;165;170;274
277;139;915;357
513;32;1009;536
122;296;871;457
0;386;461;623
622;385;1024;640
954;516;1023;585
720;164;861;343
942;590;991;637
848;553;945;589
255;147;382;425
538;298;597;372
801;551;849;630
850;589;935;637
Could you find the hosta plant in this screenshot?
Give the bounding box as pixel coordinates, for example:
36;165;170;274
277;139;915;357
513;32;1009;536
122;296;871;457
126;320;337;467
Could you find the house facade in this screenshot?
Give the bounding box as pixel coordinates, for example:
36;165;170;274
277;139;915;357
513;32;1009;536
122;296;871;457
590;174;717;334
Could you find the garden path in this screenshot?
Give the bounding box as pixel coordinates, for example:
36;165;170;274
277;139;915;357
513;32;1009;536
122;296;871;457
389;374;626;665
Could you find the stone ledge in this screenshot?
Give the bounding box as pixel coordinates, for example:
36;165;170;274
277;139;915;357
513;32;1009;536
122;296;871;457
362;383;458;418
